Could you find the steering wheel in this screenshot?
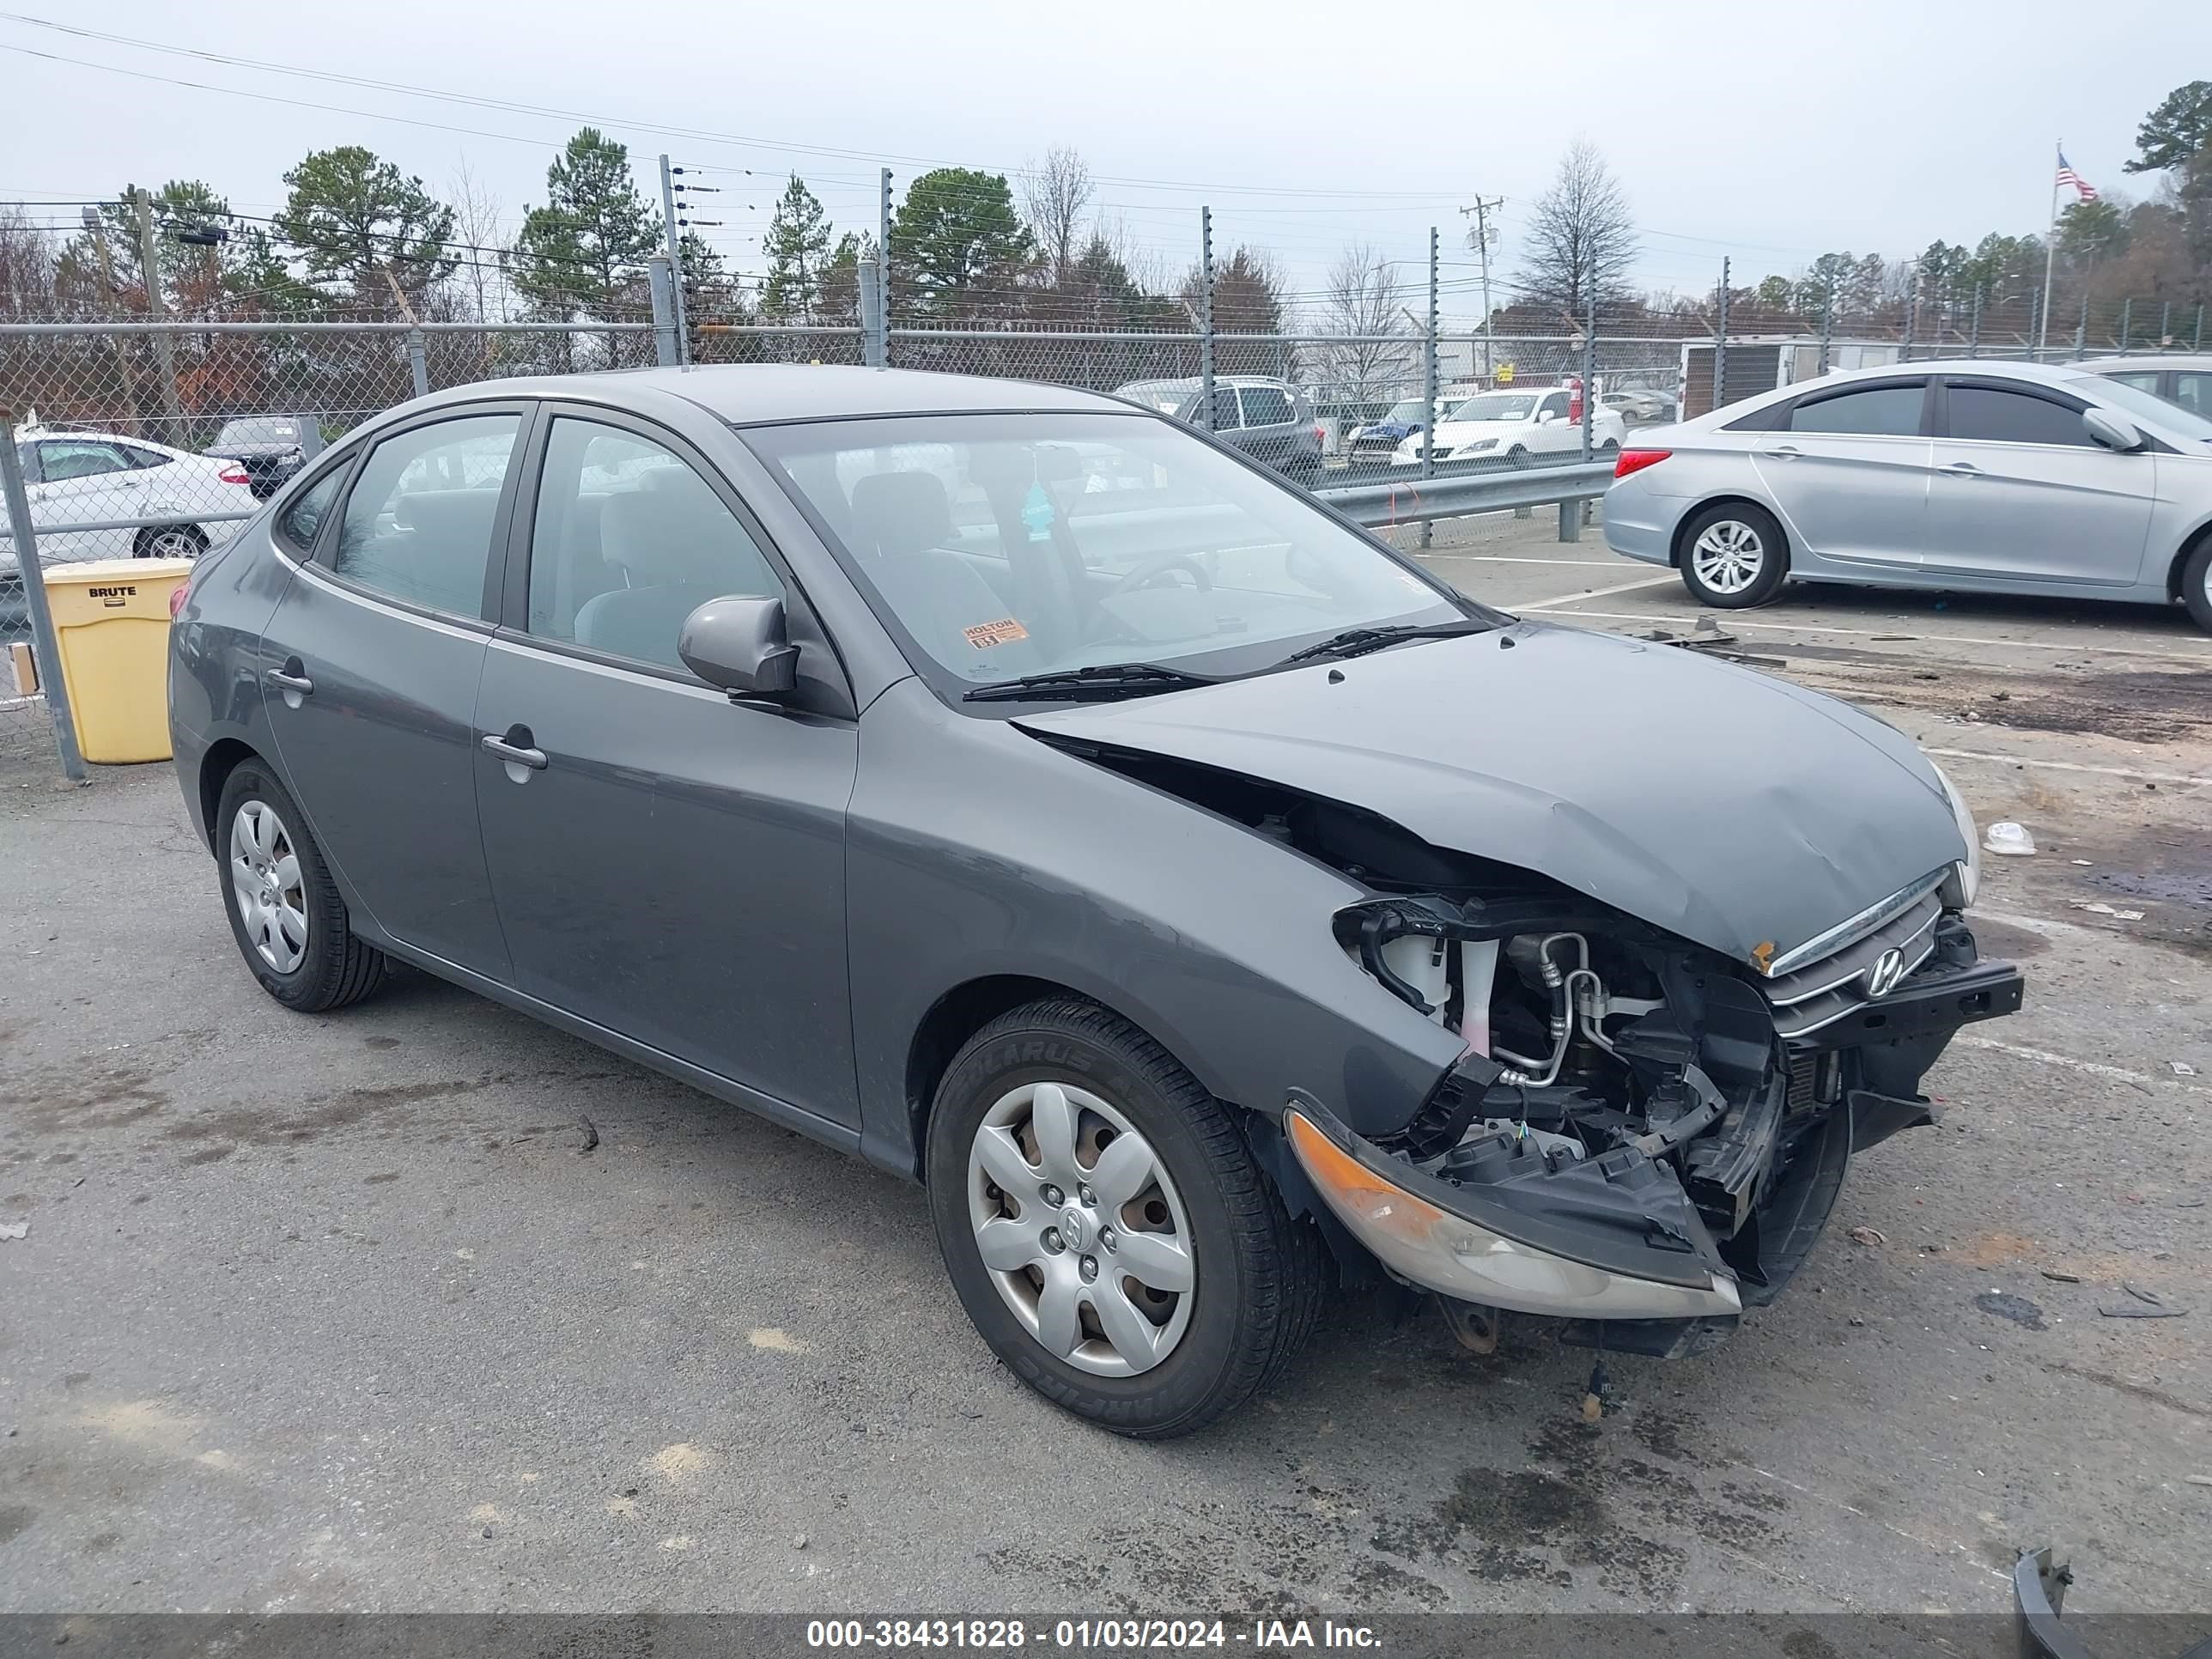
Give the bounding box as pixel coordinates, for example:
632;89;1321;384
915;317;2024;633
1108;552;1214;597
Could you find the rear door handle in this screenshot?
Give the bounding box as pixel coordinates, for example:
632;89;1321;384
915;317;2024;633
482;730;548;772
1938;460;1984;476
264;666;313;695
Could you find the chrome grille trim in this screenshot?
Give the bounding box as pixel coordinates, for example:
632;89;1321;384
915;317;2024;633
1765;897;1942;1009
1763;868;1948;981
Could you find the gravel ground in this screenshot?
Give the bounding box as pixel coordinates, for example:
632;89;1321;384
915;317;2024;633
2;518;2208;1618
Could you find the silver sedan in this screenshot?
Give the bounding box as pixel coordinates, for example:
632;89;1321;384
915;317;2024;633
1602;358;2212;631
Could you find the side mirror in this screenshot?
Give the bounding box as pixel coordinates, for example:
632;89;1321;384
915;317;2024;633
678;595;798;701
2082;407;2144;452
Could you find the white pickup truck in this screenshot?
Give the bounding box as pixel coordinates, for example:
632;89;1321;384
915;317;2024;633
1390;384;1626;465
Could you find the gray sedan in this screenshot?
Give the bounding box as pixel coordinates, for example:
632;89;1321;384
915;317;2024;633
170;367;2022;1436
1603;358;2212;629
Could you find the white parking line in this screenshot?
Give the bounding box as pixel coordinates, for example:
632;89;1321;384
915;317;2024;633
1528;608;2212;665
1923;748;2212;787
1521;574;1680;611
1954;1034;2211;1098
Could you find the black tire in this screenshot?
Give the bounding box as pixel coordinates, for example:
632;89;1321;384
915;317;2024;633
2180;537;2212;635
1677;500;1790;608
1598;438;1621;461
213;760;389;1012
926;997;1324;1438
135;524;207;560
1506;444;1531;468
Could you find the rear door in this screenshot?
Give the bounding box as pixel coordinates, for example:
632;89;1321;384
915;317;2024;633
1236;384;1296;469
2172;370;2212;422
1922;376;2154;585
28;439;142;558
259;403;527;979
1749;378;1932;570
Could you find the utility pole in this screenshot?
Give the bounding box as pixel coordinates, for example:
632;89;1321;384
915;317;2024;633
80;206;142;432
131;189;185;447
1458;197;1502;383
657;155;690;364
1419;227;1438;551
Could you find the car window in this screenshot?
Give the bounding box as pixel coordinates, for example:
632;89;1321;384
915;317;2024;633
1946;386;2093;447
1787;385;1924;436
2088;373;2212;441
37;440;134;482
1238;386;1293;427
1208;387;1241;430
1539;392;1571;421
278;465;346;550
1446;392;1537;422
119;444;172;470
2174;373;2212;420
331;414;519;617
526;418;784;672
2100;371;2161;394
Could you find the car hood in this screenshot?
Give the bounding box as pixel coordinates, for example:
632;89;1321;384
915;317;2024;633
1012;622;1966;968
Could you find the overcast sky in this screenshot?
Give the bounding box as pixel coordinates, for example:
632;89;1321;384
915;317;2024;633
3;0;2205;320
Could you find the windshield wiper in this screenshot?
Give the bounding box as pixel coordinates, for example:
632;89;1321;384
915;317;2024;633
1278;618;1494;665
962;662;1220;702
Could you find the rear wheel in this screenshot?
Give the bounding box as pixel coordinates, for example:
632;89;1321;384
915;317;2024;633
1679;501;1789;608
135;524;207;560
214;761;389;1012
1506;444;1531;468
2180;537;2212;635
927;998;1323;1437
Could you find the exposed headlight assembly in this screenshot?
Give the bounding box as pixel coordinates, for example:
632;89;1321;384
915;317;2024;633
1930;762;1981;908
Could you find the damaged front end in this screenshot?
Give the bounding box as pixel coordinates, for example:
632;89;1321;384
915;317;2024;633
1285;815;2023;1358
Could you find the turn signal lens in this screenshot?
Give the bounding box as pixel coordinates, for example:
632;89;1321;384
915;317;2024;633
1613;447;1670;479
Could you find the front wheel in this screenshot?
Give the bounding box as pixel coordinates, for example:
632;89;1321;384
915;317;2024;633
1679;501;1790;607
927;999;1323;1438
136;524;208;560
214;761;390;1012
1505;444;1531;468
2180;538;2212;635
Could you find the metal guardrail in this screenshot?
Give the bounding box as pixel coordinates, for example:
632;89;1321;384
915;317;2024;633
0;508;258;548
1316;460;1615;529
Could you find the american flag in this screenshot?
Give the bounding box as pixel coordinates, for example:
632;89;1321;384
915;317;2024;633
2057;152;2098;203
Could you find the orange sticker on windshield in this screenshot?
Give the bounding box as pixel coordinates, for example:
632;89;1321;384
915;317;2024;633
963;617;1030;649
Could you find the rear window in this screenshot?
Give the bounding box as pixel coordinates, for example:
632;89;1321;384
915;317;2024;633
1238;386;1293;426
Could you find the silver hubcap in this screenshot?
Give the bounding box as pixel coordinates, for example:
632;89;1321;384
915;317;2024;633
966;1081;1195;1377
229;800;308;974
1691;520;1765;594
146;531;196;557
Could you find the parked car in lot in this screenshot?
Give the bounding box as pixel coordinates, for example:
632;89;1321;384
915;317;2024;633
1605;359;2212;629
205;415;316;499
1112;375;1322;484
1602;387;1677;424
1391;386;1627;465
3;428;258;568
171;366;2023;1436
1342;386;1485;460
2075;354;2212;422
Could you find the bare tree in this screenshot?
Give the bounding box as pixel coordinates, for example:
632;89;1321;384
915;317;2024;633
1517;140;1638;319
1021;146;1094;286
449;156;508;325
1310;243;1415;408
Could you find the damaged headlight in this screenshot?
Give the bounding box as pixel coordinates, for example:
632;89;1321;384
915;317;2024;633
1930;762;1980;908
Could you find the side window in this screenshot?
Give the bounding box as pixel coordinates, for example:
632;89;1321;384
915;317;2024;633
331;413;520;617
1539;392;1571;422
1238;386;1293;427
1946;386;2093;447
118;445;171;470
2101;371;2161;394
526;417;783;672
1789;385;1924;436
2173;373;2212;419
1209;387;1241;429
37;440;134;482
277;465;346;550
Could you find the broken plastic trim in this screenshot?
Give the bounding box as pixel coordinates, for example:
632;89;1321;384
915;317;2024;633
1283;1092;1742;1322
2006;1547;2212;1659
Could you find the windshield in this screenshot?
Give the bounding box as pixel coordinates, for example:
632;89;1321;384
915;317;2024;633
216;417;297;445
1442;393;1537;423
1380;399;1426;424
2088;374;2212;442
744;411;1479;700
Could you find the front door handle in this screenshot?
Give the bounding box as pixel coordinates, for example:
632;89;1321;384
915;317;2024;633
1764;444;1803;459
482;727;548;772
264;664;313;695
1938;460;1984;476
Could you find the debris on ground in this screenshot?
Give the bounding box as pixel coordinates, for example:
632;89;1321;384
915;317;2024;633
1976;1290;2047;1329
2173;1061;2200;1078
1984;822;2038;856
1847;1225;1887;1246
2040;1269;2081;1284
0;1221;27;1242
575;1114;599;1155
2072;859;2094;866
2100;1283;2188;1319
2071;900;2146;921
2185;1475;2212;1488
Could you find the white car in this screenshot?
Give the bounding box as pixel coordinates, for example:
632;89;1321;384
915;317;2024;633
1392;386;1628;466
3;428;259;570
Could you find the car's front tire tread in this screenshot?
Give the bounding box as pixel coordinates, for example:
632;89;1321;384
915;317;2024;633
214;761;389;1014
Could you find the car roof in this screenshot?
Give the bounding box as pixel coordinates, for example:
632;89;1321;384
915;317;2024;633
1113;374;1292;392
2077;354;2212;374
416;364;1132;425
21;428;185;454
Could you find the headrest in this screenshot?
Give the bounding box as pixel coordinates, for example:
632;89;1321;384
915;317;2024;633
848;469;952;558
396;489;499;544
600;476;738;587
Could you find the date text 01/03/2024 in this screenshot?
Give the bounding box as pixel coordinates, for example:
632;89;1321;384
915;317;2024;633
803;1619;1383;1649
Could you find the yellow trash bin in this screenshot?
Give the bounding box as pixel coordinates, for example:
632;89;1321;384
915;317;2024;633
40;557;194;764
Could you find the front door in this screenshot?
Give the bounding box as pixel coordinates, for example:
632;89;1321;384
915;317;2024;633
1923;378;2154;586
259;406;524;978
1751;378;1932;571
471;410;860;1127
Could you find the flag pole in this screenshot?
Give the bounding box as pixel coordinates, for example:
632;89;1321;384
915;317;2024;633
2037;140;2060;357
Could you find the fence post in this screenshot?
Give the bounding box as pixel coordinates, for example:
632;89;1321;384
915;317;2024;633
1713;258;1729;411
656;155;691;366
2075;292;2089;357
1419;227;1437;550
132;189;187;447
2196;304;2205;351
1900;268;1917;362
1198;206;1216;434
857;263;884;368
1;416;87;783
878;169;894;369
406;329;429;399
1819;279;1833;374
1967;284;1983;358
2160;300;2172;348
2118;297;2131;352
647;257;679;368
